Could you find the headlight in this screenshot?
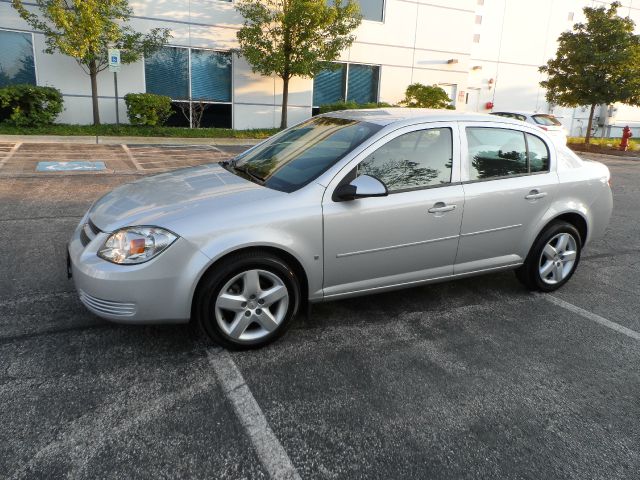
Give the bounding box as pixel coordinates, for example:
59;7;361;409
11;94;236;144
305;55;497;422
98;227;178;265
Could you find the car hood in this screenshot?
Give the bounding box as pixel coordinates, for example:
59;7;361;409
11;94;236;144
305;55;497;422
90;163;280;233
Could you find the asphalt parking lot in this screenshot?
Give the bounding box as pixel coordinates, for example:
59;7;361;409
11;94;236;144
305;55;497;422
1;144;639;479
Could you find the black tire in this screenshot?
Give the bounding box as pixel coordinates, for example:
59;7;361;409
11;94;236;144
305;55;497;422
194;251;301;350
515;221;582;292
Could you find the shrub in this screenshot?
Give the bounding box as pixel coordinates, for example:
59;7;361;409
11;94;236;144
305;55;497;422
124;93;173;126
319;100;393;114
400;83;454;109
0;84;63;127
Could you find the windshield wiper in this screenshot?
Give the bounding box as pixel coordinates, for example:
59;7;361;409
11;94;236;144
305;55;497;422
229;159;265;184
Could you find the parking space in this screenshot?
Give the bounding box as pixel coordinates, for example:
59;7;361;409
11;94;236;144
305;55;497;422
123;144;234;172
0;151;639;478
0;142;251;176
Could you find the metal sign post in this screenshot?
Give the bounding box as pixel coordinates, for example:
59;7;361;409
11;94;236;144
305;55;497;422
108;48;121;127
113;72;119;126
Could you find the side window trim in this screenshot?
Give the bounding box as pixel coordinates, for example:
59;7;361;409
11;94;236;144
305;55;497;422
525;132;551;174
356;126;455;193
384;181;463;195
326;121;461;201
462;125;552;183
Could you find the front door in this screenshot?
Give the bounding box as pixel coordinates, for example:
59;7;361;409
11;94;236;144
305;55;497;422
322;123;464;298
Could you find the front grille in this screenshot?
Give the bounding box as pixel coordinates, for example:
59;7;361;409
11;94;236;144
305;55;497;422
80;219;102;247
79;290;136;317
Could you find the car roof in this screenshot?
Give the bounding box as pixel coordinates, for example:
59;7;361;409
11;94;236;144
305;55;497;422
319;107;528;127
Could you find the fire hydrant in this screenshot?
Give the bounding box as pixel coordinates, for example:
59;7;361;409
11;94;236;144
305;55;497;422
620;126;632;151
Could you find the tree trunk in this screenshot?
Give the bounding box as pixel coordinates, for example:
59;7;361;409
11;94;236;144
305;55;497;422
280;76;289;130
89;60;101;126
585;103;596;145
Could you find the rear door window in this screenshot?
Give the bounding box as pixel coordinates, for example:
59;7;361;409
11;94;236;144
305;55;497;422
526;133;550;172
466;127;550;180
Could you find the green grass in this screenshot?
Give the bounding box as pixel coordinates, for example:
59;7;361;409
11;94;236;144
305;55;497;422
567;136;640;151
0;123;279;139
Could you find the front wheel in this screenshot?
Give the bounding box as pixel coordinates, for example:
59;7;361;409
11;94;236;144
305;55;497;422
195;252;301;349
516;221;582;292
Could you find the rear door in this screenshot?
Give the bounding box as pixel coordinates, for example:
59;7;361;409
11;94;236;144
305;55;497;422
455;123;559;274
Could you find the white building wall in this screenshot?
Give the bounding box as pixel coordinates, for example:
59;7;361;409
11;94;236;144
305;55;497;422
2;0;640;133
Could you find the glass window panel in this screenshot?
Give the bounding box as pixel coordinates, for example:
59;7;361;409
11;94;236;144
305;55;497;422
347;64;379;104
0;30;36;87
532;114;562;126
466;127;528;180
235;117;382;193
527;134;550;173
313;65;346;106
358;128;453;192
145;46;189;100
191;49;231;102
357;0;384;21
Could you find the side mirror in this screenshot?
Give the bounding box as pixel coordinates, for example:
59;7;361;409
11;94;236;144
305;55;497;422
333;174;388;201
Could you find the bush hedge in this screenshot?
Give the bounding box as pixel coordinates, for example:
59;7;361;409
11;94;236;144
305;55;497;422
0;84;63;127
400;83;454;109
124;93;173;126
318;101;393;114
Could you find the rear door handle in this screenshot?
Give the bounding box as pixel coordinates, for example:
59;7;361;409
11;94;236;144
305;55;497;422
525;189;547;200
428;202;457;213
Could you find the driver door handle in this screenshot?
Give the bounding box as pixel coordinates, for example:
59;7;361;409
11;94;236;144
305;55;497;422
525;189;548;200
428;202;457;214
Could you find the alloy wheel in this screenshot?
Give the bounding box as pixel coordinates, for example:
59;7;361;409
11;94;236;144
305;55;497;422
538;233;578;285
214;269;289;342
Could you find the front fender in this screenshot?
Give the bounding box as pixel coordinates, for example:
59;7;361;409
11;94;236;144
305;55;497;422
188;224;324;310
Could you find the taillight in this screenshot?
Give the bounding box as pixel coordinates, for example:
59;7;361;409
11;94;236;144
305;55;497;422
539;126;548;131
608;178;612;187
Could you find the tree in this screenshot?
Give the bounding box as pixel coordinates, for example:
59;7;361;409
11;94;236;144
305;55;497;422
235;0;361;129
539;1;640;144
400;84;453;109
12;0;171;125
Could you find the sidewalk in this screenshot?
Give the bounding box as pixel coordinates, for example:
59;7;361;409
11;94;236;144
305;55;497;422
0;134;262;146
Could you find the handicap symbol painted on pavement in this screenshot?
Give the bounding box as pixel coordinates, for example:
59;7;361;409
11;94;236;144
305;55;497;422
36;161;106;172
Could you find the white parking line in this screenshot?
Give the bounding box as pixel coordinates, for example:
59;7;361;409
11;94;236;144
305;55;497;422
543;295;640;341
0;142;22;169
121;144;144;171
207;348;301;480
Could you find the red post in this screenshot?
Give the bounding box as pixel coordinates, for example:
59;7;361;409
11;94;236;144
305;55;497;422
620;126;632;151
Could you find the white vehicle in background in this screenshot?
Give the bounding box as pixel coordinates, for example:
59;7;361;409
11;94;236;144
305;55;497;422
491;111;568;144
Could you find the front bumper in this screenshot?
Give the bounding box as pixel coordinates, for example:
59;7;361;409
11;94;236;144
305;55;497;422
68;219;210;324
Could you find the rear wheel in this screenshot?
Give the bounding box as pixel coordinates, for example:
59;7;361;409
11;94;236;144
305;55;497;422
195;252;301;349
516;221;582;292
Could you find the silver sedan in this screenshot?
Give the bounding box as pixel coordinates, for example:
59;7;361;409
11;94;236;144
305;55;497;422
68;109;613;349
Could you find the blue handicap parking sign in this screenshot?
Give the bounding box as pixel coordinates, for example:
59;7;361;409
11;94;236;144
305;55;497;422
112;56;118;63
36;161;106;172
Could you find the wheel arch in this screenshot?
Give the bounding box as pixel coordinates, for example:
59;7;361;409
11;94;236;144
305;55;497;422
531;209;589;255
551;211;588;245
190;245;310;320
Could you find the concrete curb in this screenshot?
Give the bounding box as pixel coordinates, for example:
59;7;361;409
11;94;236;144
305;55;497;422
0;135;263;146
575;150;640;161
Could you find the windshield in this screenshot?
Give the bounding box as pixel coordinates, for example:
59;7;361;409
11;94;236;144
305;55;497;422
532;114;562;126
230;116;382;192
